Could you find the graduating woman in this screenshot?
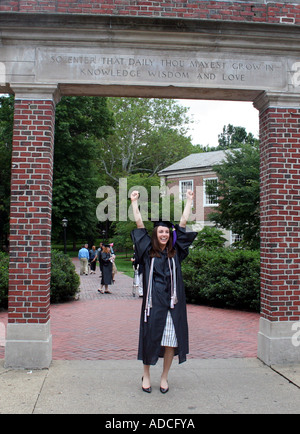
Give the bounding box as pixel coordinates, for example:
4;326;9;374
130;189;197;394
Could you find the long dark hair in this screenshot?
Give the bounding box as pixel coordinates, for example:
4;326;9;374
150;227;176;258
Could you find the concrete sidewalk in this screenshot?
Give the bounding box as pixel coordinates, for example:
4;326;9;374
0;358;299;414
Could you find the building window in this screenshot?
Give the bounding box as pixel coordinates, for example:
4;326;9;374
179;180;193;201
231;232;243;245
203;178;218;206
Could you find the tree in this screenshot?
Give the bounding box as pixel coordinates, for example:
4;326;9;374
217;124;258;150
0;95;14;249
207;143;260;249
51;96;115;245
0;95;116;249
97;97;195;182
193;226;226;250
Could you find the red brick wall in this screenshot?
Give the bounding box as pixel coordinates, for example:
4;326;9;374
8;98;55;324
0;1;300;24
259;106;300;322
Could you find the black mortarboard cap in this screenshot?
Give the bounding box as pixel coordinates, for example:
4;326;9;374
153;221;173;229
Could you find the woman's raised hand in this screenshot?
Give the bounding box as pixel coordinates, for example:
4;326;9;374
131;190;144;228
179;189;194;228
186;189;194;201
131;190;140;202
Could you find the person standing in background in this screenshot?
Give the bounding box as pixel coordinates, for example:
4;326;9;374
98;244;113;294
89;245;97;274
97;242;104;278
78;244;89;276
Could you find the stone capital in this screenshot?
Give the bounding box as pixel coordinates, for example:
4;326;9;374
10;83;61;104
253;90;300;113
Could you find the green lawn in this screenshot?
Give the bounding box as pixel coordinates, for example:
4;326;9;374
115;254;134;278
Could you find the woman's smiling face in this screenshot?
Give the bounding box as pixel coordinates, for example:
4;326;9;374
156;226;170;249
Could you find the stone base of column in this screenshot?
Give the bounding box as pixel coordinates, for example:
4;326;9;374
257;317;300;365
4;321;52;369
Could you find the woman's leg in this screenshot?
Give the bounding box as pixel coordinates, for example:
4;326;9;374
104;284;112;293
161;346;174;389
142;364;151;389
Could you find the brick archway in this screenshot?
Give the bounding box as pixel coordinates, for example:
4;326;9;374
1;2;300;368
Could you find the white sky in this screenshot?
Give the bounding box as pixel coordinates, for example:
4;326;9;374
177;99;259;148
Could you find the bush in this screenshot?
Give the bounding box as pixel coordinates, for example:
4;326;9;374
50;250;80;303
0;250;80;307
193;226;226;249
182;247;260;312
0;252;9;308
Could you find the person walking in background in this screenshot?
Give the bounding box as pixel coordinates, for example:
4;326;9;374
89;245;97;274
130;189;197;394
98;244;113;294
78;244;89;276
109;243;117;283
97;242;104;278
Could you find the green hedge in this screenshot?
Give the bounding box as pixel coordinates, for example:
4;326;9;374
0;250;80;307
50;250;80;303
0;252;9;308
182;248;260;312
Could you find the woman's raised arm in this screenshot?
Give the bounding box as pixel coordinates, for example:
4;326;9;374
179;189;194;228
130;190;145;229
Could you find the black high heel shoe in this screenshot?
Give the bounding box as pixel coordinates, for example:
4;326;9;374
160;380;169;394
160;386;169;394
142;377;152;393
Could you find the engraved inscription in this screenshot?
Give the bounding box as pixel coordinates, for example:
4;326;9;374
36;49;284;90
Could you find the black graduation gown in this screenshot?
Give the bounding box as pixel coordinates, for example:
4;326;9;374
131;225;197;365
101;252;113;285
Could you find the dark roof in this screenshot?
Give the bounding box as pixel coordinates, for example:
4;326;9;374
158;150;228;175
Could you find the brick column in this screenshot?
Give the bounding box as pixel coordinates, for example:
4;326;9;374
5;87;60;368
254;92;300;365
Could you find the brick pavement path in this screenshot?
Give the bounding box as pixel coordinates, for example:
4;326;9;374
0;258;260;360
